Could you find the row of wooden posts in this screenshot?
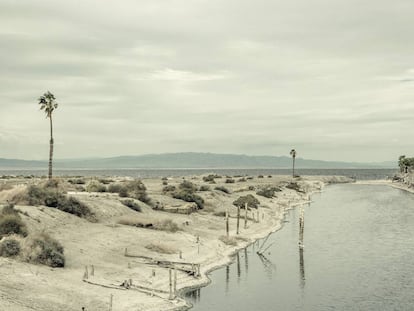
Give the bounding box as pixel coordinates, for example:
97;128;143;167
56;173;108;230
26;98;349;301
226;203;264;237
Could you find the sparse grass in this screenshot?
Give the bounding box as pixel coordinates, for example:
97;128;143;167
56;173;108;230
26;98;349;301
225;178;235;184
121;199;141;212
145;243;178;254
154;219;181;233
214;186;230;194
199;185;210;191
162;185;176;193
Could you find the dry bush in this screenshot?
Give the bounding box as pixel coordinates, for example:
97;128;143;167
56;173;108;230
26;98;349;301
118;216;153;228
22;232;65;267
86;180;107;192
120;199;141;212
154;219;180;233
219;236;238;246
145;243;178;254
0;214;28;238
214;186;230;194
0;237;21;257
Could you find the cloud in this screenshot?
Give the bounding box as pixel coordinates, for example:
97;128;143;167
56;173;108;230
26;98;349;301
0;0;413;162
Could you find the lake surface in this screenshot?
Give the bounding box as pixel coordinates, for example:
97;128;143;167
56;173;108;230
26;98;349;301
185;184;414;311
0;168;397;180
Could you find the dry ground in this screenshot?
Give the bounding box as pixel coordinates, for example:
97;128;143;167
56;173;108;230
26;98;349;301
0;174;350;311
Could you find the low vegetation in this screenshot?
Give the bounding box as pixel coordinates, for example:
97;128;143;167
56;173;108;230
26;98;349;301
121;199;141;212
24;233;65;268
0;238;21;257
214;186;230;194
170;181;204;209
0;204;28;239
145;243;178;254
26;184;92;218
225;178;235;184
256;186;281;198
233;194;260;209
86;180;107;192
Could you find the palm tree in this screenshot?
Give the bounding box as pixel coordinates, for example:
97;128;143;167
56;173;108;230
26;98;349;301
398;155;406;173
38;91;58;179
290;149;297;178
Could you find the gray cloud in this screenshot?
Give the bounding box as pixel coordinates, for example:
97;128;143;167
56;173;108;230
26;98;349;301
1;0;413;162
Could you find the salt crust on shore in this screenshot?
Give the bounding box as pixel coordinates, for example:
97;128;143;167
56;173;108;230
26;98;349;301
0;175;351;311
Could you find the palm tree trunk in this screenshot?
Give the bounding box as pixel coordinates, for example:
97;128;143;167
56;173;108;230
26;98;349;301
292;157;295;178
48;115;54;179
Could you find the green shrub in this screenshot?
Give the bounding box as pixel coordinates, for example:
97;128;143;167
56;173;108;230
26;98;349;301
203;174;218;183
199;185;210;191
121;199;141;212
26;185;91;218
124;180;150;203
0;214;28;238
214;186;230;194
256;186;281;198
179;180;198;192
258;175;264;178
225;178;235;184
163;185;176;193
59;196;92;217
86;180;107;192
162;180;168;186
233;194;260;209
0;238;21;257
27;233;65;267
172;190;204;209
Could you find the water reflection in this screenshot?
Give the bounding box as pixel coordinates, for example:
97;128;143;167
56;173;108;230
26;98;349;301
257;253;277;278
299;247;305;288
236;252;241;281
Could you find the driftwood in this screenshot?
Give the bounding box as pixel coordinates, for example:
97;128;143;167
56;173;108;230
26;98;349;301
125;252;200;276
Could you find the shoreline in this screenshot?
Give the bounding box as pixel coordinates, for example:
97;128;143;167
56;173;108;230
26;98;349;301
0;175;350;311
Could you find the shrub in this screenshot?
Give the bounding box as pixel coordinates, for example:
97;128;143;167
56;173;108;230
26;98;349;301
0;238;21;257
179;180;198;192
125;180;150;203
98;178;113;185
107;183;126;193
256;187;275;198
0;214;28;238
172;190;204;209
121;199;141;212
286;182;302;192
214;186;230;194
161;177;168;181
233;194;260;209
258;175;264;178
199;185;210;191
67;178;85;185
162;180;168;186
26;233;65;267
203;175;218;183
225;178;235;184
58;196;92;217
238;177;246;182
26;185;91;218
163;185;176;193
86;180;107;192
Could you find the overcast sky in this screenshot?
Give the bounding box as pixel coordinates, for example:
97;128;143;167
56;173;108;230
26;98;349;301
1;0;413;162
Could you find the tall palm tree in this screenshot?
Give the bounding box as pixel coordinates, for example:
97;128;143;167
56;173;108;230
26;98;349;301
38;91;58;180
290;149;297;178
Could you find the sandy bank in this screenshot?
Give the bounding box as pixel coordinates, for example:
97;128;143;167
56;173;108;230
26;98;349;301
0;174;351;311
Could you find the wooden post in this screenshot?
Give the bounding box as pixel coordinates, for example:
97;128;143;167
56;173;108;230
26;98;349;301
91;265;94;276
179;250;182;259
257;208;260;223
236;205;240;234
244;203;248;229
109;294;113;311
124;248;128;256
83;266;88;280
173;268;177;295
299;206;305;248
226;207;229;237
169;269;173;299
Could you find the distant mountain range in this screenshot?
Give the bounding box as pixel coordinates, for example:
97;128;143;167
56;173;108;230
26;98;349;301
0;152;397;170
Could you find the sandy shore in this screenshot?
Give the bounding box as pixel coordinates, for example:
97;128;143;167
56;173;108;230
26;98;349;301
356;179;414;194
0;174;351;311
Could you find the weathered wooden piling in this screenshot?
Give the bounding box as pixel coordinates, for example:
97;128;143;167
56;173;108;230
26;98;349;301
244;203;248;229
226;207;229;237
236;205;240;234
299;206;305;248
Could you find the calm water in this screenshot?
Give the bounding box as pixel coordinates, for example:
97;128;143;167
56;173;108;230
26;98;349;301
0;168;397;180
185;184;414;311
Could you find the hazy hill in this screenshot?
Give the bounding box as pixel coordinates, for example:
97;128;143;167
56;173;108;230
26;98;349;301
0;153;396;170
